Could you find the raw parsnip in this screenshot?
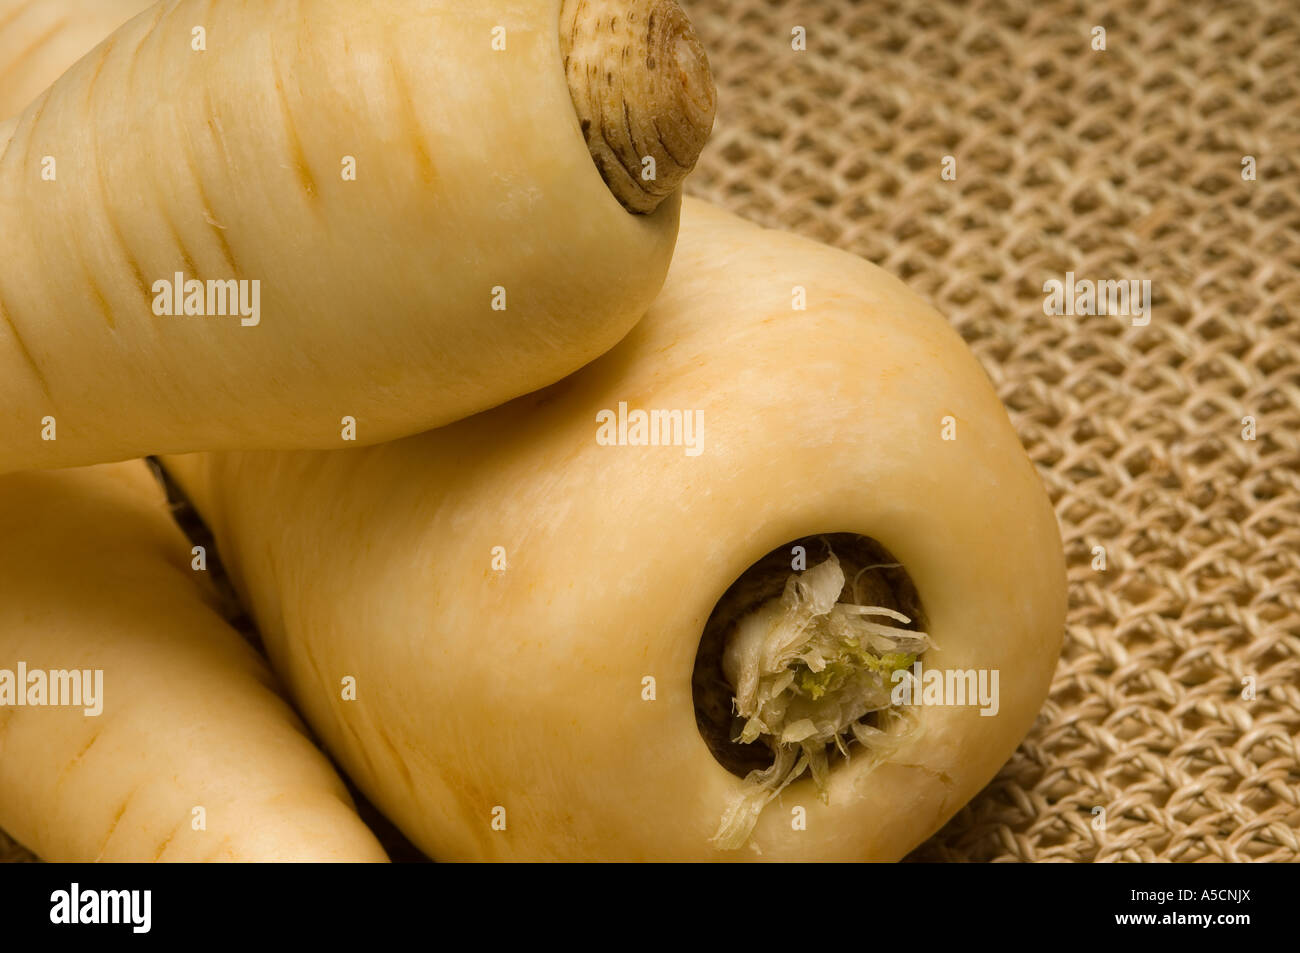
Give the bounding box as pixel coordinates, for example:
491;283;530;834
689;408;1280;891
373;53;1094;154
0;0;714;473
0;461;388;862
0;0;153;119
164;197;1066;861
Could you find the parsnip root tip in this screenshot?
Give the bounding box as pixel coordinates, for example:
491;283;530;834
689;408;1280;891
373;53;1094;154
561;0;717;214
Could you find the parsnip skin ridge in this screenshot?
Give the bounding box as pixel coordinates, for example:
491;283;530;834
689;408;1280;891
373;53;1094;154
0;0;153;119
165;198;1067;862
0;0;688;473
0;462;389;862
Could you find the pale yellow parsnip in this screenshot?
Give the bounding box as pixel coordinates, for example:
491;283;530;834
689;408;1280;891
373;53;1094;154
0;461;388;861
165;198;1066;861
0;0;153;118
0;0;704;472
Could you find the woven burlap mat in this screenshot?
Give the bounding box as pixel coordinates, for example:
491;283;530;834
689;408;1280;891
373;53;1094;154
4;0;1297;863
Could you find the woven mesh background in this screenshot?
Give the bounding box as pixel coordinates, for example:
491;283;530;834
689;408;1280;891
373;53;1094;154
4;0;1298;863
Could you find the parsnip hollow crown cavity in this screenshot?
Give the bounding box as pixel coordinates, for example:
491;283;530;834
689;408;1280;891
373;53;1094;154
163;197;1067;862
694;535;933;850
0;0;714;473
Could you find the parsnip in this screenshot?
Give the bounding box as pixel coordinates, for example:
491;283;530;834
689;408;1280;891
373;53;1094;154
0;0;714;473
164;197;1066;861
0;0;153;119
0;461;388;861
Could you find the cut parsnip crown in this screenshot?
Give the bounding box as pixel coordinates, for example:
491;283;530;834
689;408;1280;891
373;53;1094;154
704;544;933;850
562;0;717;212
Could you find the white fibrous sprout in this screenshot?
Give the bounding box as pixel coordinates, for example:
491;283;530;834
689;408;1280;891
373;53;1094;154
711;551;932;849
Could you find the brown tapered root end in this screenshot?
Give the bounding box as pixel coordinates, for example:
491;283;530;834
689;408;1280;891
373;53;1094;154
561;0;717;214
